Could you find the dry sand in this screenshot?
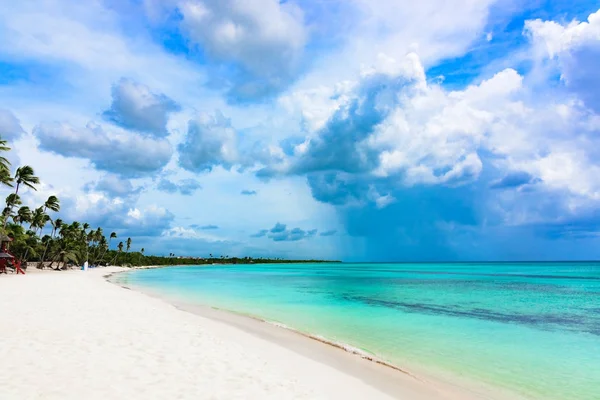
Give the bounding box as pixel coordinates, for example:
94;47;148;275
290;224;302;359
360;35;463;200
0;267;488;399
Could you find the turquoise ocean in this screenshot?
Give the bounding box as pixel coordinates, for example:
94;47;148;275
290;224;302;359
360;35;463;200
113;263;600;399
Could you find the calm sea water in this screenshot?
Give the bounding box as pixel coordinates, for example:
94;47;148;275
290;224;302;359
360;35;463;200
114;263;600;399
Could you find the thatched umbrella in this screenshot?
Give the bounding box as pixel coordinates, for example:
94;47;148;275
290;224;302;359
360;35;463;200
0;234;12;243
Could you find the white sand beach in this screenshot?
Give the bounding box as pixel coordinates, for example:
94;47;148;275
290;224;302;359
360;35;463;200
0;268;490;400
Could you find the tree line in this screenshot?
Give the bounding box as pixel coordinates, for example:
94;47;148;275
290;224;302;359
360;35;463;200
0;137;149;269
0;137;338;270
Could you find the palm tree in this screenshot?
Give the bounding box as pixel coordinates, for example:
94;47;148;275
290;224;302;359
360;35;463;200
3;194;22;224
126;237;131;253
38;214;51;237
0;168;12;188
97;232;116;266
13;206;32;225
21;229;40;264
3;166;39;229
0;138;13;188
51;219;63;238
140;248;145;255
41;218;63;267
13;166;40;195
29;207;46;232
5;193;22;207
115;241;124;266
92;235;108;266
51;247;80;271
43;195;60;213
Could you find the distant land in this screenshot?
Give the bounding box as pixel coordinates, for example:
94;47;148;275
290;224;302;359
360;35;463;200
130;255;341;267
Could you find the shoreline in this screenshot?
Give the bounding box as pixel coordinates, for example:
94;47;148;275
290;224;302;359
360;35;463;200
110;267;524;400
1;267;402;399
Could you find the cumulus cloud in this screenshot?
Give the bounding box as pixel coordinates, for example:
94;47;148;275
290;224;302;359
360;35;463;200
85;174;143;198
34;122;173;177
200;224;218;230
0;109;25;142
241;189;257;195
178;111;238;172
260;13;600;259
319;230;337;236
157;178;201;195
269;46;600;215
490;172;541;190
250;222;318;242
59;192;174;237
269;227;317;242
103;78;180;137
179;0;306;100
526;10;600;113
250;229;268;238
267;54;516;205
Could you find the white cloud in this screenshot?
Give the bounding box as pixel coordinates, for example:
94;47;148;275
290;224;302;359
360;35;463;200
179;0;306;99
86;174;142;199
33;121;173;177
156;178;202;195
526;9;600;112
103;78;180;137
272;46;600;221
163;226;225;242
178;111;239;172
525;10;600;57
53;190;174;237
0;109;26;142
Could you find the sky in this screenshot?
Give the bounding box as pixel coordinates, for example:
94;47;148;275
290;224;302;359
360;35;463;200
1;0;600;261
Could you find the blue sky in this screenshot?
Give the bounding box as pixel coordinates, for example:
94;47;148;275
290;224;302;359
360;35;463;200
1;0;600;261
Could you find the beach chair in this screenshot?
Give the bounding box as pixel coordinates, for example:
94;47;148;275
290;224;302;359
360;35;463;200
0;235;25;274
0;252;25;274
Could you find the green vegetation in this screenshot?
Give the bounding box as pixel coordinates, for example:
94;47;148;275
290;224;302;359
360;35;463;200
0;137;337;269
139;256;340;266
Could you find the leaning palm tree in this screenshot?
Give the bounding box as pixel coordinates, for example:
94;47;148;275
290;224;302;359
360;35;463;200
21;230;40;264
97;232;116;266
51;219;63;238
29;207;46;232
5;193;22;207
41;218;63;267
92;236;108;266
3;194;22;225
0;138;12;187
3;166;39;229
43;195;60;213
13;206;32;225
13;166;40;195
114;241;124;266
51;249;80;271
38;213;51;237
89;227;103;263
0;168;13;188
125;238;132;266
4;193;22;213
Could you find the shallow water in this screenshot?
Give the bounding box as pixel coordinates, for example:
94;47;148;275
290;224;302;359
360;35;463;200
114;263;600;399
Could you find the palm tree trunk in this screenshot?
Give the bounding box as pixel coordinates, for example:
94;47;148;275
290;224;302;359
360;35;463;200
112;250;121;266
40;241;51;269
96;238;111;266
40;226;57;269
3;182;20;230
